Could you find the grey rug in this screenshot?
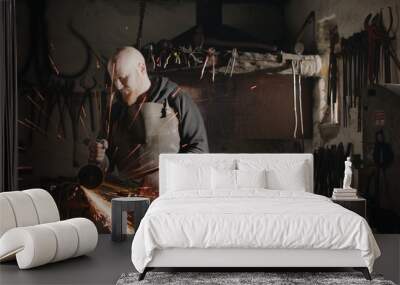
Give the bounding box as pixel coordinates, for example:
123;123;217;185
116;272;396;285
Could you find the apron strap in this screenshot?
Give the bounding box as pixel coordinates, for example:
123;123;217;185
161;99;167;118
161;87;181;118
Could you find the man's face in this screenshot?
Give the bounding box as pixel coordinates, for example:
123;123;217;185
113;63;142;105
108;50;150;105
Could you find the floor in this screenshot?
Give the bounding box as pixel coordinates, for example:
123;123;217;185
0;235;134;285
1;234;399;285
373;234;400;284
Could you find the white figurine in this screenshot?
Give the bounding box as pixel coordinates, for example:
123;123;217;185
343;157;352;189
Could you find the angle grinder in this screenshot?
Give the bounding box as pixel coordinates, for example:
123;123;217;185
78;139;108;189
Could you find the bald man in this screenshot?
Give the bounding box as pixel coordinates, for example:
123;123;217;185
89;46;209;191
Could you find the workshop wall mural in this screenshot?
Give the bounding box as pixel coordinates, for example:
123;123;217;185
288;0;400;234
16;0;400;233
17;0;304;233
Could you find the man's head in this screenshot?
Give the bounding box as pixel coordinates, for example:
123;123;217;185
107;47;151;105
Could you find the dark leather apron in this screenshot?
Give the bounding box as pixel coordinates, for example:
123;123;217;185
109;99;180;191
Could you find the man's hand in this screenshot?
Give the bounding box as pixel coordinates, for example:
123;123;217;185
88;139;109;165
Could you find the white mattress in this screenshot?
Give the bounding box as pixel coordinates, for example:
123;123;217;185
131;190;380;273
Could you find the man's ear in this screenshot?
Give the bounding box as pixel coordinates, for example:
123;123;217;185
138;62;147;74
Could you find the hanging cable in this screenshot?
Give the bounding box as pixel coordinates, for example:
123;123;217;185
291;61;298;139
298;60;304;137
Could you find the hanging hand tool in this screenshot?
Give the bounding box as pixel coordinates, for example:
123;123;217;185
200;48;217;82
155;56;161;68
150;45;156;70
354;32;365;132
142;43;156;70
156;39;174;70
224;48;238;77
337;9;400;132
364;13;385;85
173;50;181;65
327;25;339;124
163;53;172;69
80;76;97;132
291;60;305;151
341;38;348;127
379;7;400;74
348;36;354;108
381;8;393;83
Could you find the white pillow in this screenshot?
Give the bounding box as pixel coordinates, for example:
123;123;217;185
266;163;307;191
212;168;237;190
167;162;212;191
236;169;267;188
237;159;308;192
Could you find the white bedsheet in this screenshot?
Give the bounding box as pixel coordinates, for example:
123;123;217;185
131;190;380;273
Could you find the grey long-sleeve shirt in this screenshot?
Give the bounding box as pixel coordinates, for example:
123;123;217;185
99;76;209;172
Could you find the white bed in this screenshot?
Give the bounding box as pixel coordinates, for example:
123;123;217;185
131;154;380;280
